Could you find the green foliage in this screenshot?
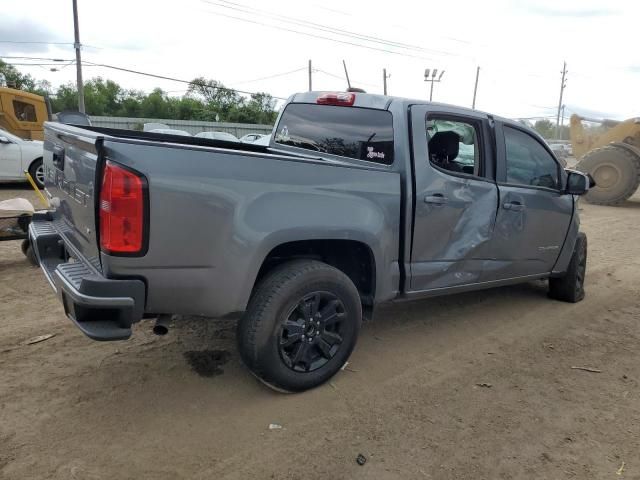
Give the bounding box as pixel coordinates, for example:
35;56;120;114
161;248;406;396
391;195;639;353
3;62;278;125
0;60;51;97
533;119;555;139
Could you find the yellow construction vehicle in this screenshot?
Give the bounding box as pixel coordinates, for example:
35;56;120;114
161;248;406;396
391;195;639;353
0;87;48;140
571;114;640;205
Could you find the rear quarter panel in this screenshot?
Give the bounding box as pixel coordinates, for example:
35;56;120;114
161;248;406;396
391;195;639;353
101;140;402;317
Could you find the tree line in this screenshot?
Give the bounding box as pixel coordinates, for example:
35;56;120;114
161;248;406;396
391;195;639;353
0;60;279;125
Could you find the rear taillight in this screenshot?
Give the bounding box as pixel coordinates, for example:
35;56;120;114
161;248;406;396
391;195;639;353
316;92;355;106
99;160;147;255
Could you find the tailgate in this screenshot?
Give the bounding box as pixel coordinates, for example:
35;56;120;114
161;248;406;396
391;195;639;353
43;122;102;270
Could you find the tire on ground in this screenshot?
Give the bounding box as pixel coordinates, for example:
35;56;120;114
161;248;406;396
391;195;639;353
21;240;38;266
28;158;44;189
237;259;362;393
549;232;587;303
576;146;640;205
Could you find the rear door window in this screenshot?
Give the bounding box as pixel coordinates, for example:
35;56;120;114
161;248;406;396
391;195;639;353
275;103;394;164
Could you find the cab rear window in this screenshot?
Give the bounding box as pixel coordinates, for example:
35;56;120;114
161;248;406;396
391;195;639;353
275;103;394;164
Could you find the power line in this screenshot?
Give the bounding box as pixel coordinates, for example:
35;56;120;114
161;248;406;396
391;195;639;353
0;40;73;45
0;55;74;61
230;67;307;85
81;61;288;100
204;0;467;59
0;40;101;49
314;68;380;89
196;3;436;62
3;62;68;66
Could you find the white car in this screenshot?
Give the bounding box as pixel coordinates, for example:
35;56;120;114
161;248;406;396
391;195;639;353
239;133;265;143
253;134;271;146
148;128;192;136
0;128;45;188
195;131;239;142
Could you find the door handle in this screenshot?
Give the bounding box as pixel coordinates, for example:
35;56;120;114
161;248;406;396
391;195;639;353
503;201;525;211
425;194;447;205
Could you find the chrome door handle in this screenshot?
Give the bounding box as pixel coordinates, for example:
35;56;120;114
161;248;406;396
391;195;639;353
425;194;447;205
503;201;524;211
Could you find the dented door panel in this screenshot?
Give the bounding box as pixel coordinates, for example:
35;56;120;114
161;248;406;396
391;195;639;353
408;105;499;292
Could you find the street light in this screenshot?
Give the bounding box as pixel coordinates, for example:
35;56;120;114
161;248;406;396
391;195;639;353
424;68;445;101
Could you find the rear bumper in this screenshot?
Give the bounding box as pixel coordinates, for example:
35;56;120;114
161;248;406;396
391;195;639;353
29;216;145;341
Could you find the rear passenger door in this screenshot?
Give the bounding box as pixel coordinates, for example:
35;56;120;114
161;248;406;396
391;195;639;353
409;106;499;291
489;122;573;278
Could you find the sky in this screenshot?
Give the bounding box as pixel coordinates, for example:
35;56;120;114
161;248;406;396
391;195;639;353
1;0;639;120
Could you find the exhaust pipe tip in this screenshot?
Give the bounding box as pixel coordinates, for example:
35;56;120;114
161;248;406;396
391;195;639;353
153;315;172;336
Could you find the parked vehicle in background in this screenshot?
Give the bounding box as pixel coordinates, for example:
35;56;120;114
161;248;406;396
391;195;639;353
148;128;191;136
0;128;45;187
0;87;48;141
253;134;271;146
54;111;92;126
31;91;591;393
195;131;239;142
239;133;265;143
143;123;170;132
571;114;640;205
549;143;569;165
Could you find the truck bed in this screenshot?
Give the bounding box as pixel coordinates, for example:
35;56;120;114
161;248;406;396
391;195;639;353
39;122;402;331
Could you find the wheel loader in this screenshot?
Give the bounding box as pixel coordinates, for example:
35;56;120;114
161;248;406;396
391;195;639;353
0;87;50;140
571;114;640;205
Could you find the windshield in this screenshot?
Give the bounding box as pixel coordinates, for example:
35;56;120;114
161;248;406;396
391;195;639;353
275;103;394;164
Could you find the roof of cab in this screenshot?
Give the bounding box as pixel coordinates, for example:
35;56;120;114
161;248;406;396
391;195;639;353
289;91;535;134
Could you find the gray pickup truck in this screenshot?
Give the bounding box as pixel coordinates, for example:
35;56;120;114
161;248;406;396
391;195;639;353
30;91;591;392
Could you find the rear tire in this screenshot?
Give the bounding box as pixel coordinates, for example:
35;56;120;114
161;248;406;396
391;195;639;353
238;260;362;393
21;240;38;266
576;146;640;205
28;158;44;189
549;233;587;303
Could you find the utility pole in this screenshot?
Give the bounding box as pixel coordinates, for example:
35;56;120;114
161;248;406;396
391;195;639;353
342;60;351;89
555;61;567;139
472;66;480;109
559;104;566;139
72;0;85;113
308;59;312;91
424;68;445;101
383;68;390;95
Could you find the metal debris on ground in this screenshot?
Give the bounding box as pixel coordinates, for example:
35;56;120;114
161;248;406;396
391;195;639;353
476;382;492;388
571;366;602;373
356;454;367;466
617;461;625;475
25;334;55;345
268;424;283;430
341;361;349;371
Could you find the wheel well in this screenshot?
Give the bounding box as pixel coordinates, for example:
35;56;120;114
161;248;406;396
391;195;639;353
28;157;43;171
255;240;376;304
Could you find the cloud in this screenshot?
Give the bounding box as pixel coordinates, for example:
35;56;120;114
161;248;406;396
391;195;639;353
0;17;69;55
531;6;618;17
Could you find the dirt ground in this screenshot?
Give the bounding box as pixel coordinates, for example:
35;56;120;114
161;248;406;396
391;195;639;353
1;182;639;480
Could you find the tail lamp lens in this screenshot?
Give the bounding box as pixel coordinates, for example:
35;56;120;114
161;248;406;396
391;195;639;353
99;161;146;254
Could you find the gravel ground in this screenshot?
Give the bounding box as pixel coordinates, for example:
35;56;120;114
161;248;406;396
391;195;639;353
1;183;639;479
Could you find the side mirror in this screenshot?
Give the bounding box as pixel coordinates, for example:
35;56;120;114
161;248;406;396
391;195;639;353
0;136;10;144
564;169;591;195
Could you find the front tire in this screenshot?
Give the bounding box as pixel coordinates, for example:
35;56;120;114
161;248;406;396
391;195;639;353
549;233;587;303
28;158;45;189
576;146;640;205
238;260;362;393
